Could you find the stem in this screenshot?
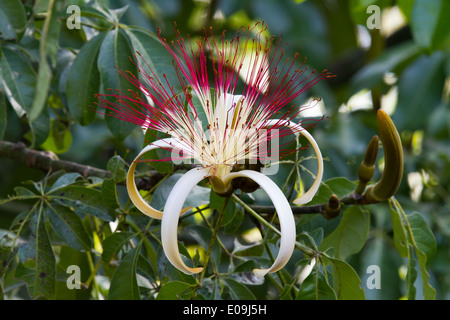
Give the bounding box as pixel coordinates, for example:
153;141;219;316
85;251;101;299
0;141;112;179
198;196;230;283
249;192;368;215
232;194;314;256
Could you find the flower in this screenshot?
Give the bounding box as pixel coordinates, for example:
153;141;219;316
96;22;333;277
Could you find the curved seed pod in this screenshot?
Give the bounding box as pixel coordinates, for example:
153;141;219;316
365;110;404;203
355;135;379;195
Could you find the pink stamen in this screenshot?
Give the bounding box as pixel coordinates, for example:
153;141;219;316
95;22;334;165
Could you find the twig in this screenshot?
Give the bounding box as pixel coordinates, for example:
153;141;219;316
0;140;369;215
0;140;112;179
248;192;368;215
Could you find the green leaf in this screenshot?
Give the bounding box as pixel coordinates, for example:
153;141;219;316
28;104;51;148
360;236;402;300
101;178;120;210
33;204;56;299
55;246;92;300
49;172;82;192
406;212;437;300
150;173;210;211
0;47;36;117
78;5;113;20
326;257;365;300
397;0;414;21
0;0;26;40
350;41;420;94
389;200;408;257
156;280;193;300
45;203;92;251
124;27;182;94
101;232;137;263
51;186;114;221
0;89;6;141
142;129;174;174
407;213;437;262
97;28;137;140
210;190;236;227
222;278;256;300
406;245;418;300
393;52;446;131
188;90;210;132
319;206;370;259
66;32;107;126
28;0;60;123
40;119;72;154
108;242;142;300
106;155;127;182
411;0;450;51
296;268;336;300
349;0;390;26
308;177;357;206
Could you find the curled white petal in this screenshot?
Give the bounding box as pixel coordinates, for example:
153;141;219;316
127;138;193;219
264;119;323;205
223;170;296;277
297;257;316;285
161;167;211;274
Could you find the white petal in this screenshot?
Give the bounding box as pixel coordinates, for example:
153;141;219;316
127;138;192;219
161;167;211;274
213;93;244;131
264;119;323;205
297;257;316;285
223;170;296;277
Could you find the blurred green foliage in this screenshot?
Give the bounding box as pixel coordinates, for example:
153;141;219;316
0;0;449;300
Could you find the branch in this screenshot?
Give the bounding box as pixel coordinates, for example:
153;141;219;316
0;140;113;179
248;192;368;215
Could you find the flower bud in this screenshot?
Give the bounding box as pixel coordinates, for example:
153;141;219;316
355;135;379;195
324;194;340;220
364;110;404;203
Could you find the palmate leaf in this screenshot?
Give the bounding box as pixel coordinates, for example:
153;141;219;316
50;185;115;222
45;203;92;251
